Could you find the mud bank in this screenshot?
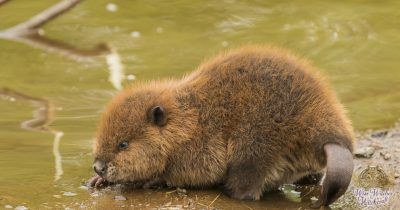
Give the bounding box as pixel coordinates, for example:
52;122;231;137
332;122;400;209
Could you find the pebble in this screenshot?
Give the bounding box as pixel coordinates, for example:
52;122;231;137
14;206;28;210
78;185;88;190
371;130;388;138
90;191;100;197
354;146;375;158
380;152;392;160
371;142;384;149
395;173;400;179
384;153;391;160
4;205;12;209
114;195;127;201
176;187;187;194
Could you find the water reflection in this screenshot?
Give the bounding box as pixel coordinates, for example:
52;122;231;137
52;131;64;181
106;48;125;90
0;0;130;90
1;0;399;208
0;0;109;61
0;0;81;36
0;88;64;181
0;34;110;61
0;0;10;6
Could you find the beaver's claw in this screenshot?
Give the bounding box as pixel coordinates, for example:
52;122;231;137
88;175;108;188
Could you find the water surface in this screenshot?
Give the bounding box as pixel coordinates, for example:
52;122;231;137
0;0;399;209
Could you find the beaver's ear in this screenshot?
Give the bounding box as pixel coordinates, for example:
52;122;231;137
149;106;167;126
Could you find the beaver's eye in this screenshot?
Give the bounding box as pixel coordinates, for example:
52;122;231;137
118;141;129;150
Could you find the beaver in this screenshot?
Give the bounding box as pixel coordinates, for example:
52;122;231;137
89;45;354;207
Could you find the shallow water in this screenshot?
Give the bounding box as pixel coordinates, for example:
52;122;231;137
0;0;399;209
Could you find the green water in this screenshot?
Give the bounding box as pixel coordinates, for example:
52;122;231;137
0;0;399;209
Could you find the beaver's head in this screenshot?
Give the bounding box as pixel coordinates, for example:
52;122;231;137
92;83;195;183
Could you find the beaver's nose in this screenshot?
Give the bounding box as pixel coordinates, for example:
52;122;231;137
93;159;107;177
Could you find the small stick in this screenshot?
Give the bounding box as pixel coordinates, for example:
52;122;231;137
165;190;177;194
0;0;10;6
3;0;82;36
196;202;208;208
208;193;220;207
301;187;314;198
0;0;111;61
242;203;254;210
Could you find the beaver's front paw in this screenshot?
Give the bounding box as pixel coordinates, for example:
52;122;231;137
88;175;108;188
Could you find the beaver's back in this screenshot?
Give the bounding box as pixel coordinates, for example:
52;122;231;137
180;46;354;168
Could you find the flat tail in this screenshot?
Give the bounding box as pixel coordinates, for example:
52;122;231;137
312;143;354;208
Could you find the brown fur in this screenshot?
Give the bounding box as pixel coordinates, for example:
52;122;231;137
92;45;354;205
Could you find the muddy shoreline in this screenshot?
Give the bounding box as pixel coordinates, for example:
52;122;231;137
332;122;400;209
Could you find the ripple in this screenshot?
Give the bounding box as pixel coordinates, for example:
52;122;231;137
216;15;255;33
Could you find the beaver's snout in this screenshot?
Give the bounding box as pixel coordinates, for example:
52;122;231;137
93;159;107;177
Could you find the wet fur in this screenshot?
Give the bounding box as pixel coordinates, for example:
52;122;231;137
93;45;354;205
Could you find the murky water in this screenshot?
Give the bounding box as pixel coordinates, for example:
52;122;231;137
0;0;399;209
